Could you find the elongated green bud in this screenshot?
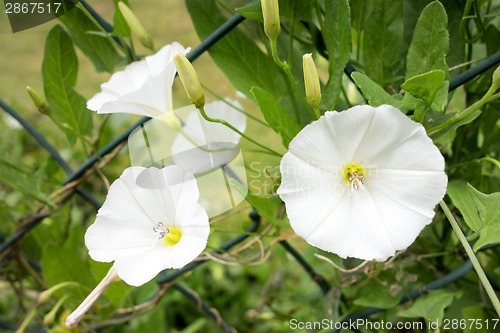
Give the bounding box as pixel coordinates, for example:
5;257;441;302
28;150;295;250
173;52;205;108
43;295;68;326
38;281;78;304
26;86;50;115
118;2;154;51
303;53;321;109
261;0;280;40
492;64;500;91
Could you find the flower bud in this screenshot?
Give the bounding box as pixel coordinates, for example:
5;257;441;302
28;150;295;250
303;53;321;109
261;0;280;40
38;281;77;304
159;111;182;130
26;86;50;115
492;64;500;91
43;295;68;326
118;2;154;51
173;52;205;108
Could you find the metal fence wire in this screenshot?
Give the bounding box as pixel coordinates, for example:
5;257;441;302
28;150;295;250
1;0;500;332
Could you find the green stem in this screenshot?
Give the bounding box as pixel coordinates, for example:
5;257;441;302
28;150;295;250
178;128;235;154
15;305;37;333
200;84;270;127
76;3;132;61
479;157;500;169
197;106;282;157
270;39;317;120
428;85;497;135
140;124;159;167
440;200;500;317
314;107;321;119
270;38;281;65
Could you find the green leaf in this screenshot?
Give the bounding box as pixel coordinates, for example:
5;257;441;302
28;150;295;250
235;1;262;21
431;80;449;113
351;72;396;106
354;282;401;309
279;0;315;22
112;0;131;37
401;70;445;106
443;0;466;79
363;0;403;88
58;7;125;73
322;0;351;110
42;25;92;145
467;185;500;251
0;155;54;208
231;179;287;227
402;70;448;122
236;0;315;23
251;86;301;148
447;180;482;232
185;0;285;102
42;226;95;301
405;1;449;80
429;109;481;148
462;306;489;333
400;0;429;73
400;290;461;323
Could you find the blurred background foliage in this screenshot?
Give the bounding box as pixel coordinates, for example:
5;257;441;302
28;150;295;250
1;0;500;332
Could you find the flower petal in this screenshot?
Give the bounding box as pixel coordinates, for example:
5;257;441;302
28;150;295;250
365;168;447;250
278;153;347;239
84;165;209;286
287;106;376;169
352;105;444;171
278;104;448;261
306;189;397;261
87;42;190;116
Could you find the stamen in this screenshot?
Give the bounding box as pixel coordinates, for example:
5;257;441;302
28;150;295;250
348;171;365;192
153;222;169;239
152;222;182;247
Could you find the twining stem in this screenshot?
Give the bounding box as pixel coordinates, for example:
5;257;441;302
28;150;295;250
480;157;500;169
200;84;270;127
439;200;500;317
270;39;317;120
427;85;497;135
76;3;133;62
178;127;235;154
197;106;282;157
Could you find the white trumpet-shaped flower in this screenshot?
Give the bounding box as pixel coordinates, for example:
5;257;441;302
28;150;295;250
87;42;190;117
85;165;210;286
277;105;447;261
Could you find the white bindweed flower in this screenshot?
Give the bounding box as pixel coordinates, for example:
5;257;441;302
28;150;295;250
171;99;247;175
277;104;447;261
85;165;209;286
87;42;190;117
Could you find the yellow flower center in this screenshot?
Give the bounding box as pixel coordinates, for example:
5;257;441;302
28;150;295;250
153;222;182;246
163;227;182;247
343;163;366;191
